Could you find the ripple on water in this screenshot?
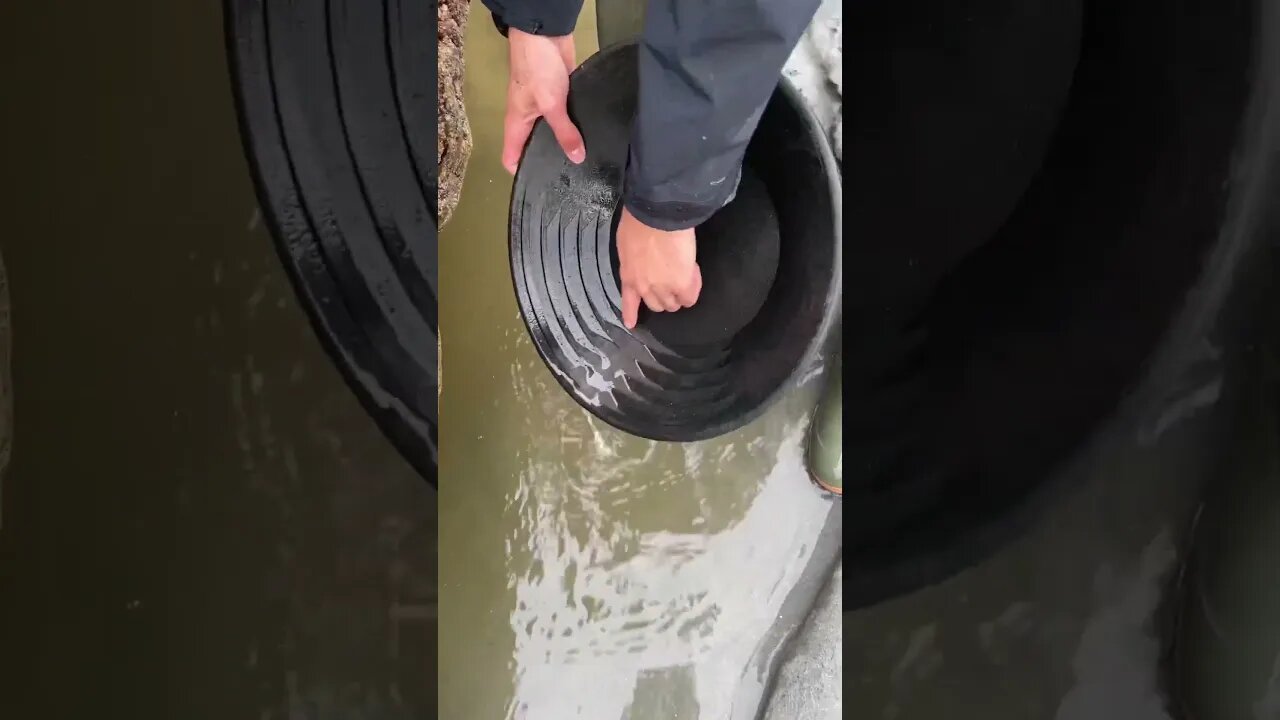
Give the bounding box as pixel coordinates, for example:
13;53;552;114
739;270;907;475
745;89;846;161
502;403;830;719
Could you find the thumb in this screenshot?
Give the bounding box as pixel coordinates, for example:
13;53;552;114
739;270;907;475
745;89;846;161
621;284;640;329
502;111;537;175
543;106;586;165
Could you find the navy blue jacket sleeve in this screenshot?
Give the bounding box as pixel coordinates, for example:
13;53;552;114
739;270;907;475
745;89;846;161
481;0;584;37
485;0;821;230
623;0;821;230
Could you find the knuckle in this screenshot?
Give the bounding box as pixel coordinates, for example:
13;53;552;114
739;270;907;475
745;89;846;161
533;93;559;114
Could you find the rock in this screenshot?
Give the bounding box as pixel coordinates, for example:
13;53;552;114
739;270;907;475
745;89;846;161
437;0;472;227
762;563;843;720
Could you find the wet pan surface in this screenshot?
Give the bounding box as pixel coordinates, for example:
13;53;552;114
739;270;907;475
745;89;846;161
510;42;842;443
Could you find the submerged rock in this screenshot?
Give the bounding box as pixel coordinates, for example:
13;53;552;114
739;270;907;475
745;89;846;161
438;0;472;227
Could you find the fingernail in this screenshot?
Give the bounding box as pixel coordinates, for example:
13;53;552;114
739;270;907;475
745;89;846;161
568;148;585;164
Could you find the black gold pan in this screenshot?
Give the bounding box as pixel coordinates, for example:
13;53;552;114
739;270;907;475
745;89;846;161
509;41;843;443
223;0;439;485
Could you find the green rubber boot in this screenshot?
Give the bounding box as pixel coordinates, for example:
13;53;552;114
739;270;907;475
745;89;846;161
806;360;842;496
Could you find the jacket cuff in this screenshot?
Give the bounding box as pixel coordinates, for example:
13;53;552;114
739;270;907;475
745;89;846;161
621;165;742;232
481;0;579;37
489;11;511;37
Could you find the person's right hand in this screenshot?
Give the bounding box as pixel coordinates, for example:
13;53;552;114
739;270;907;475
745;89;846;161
616;207;702;330
502;29;586;174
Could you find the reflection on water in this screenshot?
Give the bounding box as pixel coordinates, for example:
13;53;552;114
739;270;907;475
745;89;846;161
438;4;839;718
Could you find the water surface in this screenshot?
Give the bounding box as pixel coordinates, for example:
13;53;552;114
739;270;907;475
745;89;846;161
437;7;841;718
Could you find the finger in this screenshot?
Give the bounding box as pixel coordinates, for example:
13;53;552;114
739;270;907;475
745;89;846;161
674;265;703;307
502;111;537;174
644;291;682;313
655;290;682;312
542;106;586;164
621;284;641;329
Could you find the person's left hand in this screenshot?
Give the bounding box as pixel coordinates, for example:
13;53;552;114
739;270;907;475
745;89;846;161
616;207;703;329
501;29;584;174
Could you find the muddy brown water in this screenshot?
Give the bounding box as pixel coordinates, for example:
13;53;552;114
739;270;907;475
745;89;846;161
0;2;436;718
437;5;842;719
